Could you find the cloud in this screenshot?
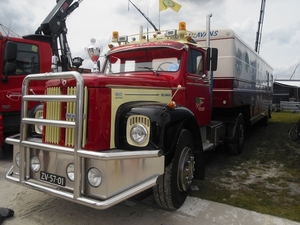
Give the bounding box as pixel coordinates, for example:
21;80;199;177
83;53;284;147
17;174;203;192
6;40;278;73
1;0;300;79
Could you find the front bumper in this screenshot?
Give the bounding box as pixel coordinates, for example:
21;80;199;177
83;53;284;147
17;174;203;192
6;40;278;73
6;134;164;209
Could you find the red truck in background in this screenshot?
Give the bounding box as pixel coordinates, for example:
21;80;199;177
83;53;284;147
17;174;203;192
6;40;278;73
0;0;85;158
0;30;52;158
5;10;273;210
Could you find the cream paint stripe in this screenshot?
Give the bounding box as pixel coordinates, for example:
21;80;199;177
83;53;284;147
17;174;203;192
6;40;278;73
110;88;172;148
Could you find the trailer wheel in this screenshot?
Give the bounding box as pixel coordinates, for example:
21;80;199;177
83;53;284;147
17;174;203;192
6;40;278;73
153;129;195;209
228;116;245;155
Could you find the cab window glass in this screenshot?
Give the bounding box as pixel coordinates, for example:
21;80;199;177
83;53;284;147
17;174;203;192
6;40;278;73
187;49;203;75
15;43;40;75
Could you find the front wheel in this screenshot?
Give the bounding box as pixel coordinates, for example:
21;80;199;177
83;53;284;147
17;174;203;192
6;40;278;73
288;123;300;141
153;129;195;209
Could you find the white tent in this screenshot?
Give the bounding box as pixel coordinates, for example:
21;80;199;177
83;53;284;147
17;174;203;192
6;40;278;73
274;80;300;88
273;80;300;103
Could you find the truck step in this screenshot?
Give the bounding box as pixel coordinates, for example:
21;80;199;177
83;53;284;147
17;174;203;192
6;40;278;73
202;142;215;152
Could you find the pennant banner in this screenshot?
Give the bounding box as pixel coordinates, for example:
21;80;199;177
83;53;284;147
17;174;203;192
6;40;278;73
159;0;182;12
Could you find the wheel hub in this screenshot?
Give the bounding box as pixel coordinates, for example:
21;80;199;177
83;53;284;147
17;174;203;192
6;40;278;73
177;147;195;192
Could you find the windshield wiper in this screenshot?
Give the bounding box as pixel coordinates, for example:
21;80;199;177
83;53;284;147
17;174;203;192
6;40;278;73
138;67;160;76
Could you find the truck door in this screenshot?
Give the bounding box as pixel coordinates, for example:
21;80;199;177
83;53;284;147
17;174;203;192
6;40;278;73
185;48;211;126
1;41;41;133
1;42;40;111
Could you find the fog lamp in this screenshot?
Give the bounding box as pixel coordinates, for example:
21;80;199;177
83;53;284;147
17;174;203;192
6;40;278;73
30;156;41;172
66;163;75;181
15;152;20;168
87;167;102;187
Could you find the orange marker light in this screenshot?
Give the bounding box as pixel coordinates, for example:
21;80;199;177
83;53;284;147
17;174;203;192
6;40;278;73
167;101;177;110
112;31;119;39
179;22;186;31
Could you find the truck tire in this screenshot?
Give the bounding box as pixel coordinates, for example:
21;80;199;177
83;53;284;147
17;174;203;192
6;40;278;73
153;129;195;209
228;116;244;155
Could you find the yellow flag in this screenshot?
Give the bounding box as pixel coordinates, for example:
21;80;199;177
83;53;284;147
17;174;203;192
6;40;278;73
159;0;182;12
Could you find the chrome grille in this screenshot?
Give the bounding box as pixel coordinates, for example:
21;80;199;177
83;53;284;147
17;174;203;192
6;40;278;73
45;86;88;147
45;87;61;144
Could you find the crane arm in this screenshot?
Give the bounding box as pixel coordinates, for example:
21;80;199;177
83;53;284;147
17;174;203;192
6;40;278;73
35;0;83;71
255;0;266;54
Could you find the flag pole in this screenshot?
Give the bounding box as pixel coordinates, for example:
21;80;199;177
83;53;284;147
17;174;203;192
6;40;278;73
128;0;158;31
159;2;160;30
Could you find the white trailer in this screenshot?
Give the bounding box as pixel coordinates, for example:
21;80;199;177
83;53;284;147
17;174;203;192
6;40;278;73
191;28;273;126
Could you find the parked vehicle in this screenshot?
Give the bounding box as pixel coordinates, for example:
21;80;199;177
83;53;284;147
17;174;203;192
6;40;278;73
5;2;273;210
0;0;85;158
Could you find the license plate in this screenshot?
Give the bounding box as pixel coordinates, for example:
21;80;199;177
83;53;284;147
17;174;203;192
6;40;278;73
40;171;66;186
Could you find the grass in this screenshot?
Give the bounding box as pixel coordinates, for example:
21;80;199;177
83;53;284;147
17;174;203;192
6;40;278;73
190;111;300;222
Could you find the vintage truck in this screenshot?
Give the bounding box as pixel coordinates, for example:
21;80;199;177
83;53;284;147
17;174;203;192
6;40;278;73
5;14;273;209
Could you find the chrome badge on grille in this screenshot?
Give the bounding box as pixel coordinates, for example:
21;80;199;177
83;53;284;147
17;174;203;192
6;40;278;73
66;113;76;119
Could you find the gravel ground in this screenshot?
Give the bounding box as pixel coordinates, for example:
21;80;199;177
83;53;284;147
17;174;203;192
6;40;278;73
1;144;300;225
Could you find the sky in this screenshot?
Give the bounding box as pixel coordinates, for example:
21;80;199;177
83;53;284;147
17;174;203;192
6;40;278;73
1;0;300;80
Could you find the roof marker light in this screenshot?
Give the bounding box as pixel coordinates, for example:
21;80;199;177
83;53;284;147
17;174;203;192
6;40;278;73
112;31;119;42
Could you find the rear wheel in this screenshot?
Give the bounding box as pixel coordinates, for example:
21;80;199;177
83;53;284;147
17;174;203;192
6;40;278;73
228;116;245;155
153;129;195;209
288;123;300;141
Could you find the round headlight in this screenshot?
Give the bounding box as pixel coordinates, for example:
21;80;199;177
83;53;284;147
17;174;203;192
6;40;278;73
87;167;102;187
34;109;44;134
35;117;43;134
130;124;148;144
15;152;20;168
36;122;43;134
30;156;41;172
66;163;75;181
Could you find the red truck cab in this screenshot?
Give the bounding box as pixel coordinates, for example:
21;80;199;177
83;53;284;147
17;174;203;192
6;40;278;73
0;33;52;157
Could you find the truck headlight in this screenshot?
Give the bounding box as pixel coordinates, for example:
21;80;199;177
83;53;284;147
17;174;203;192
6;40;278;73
30;156;41;172
87;167;102;187
35;110;43;134
126;115;150;147
130;124;148;144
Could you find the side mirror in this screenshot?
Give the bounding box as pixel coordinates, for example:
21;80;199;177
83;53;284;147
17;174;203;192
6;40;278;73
4;41;17;61
2;41;18;83
206;47;218;71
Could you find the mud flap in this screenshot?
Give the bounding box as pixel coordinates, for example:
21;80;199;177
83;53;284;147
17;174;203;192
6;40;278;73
194;150;205;180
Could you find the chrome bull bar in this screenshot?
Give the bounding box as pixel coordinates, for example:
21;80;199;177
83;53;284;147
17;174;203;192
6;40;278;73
5;71;164;209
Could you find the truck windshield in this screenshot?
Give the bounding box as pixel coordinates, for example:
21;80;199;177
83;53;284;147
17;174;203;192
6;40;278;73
103;47;183;74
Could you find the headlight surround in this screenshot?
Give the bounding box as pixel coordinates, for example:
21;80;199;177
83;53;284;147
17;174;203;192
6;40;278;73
87;167;102;187
30;156;41;172
126;115;150;147
66;163;75;181
34;109;43;134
